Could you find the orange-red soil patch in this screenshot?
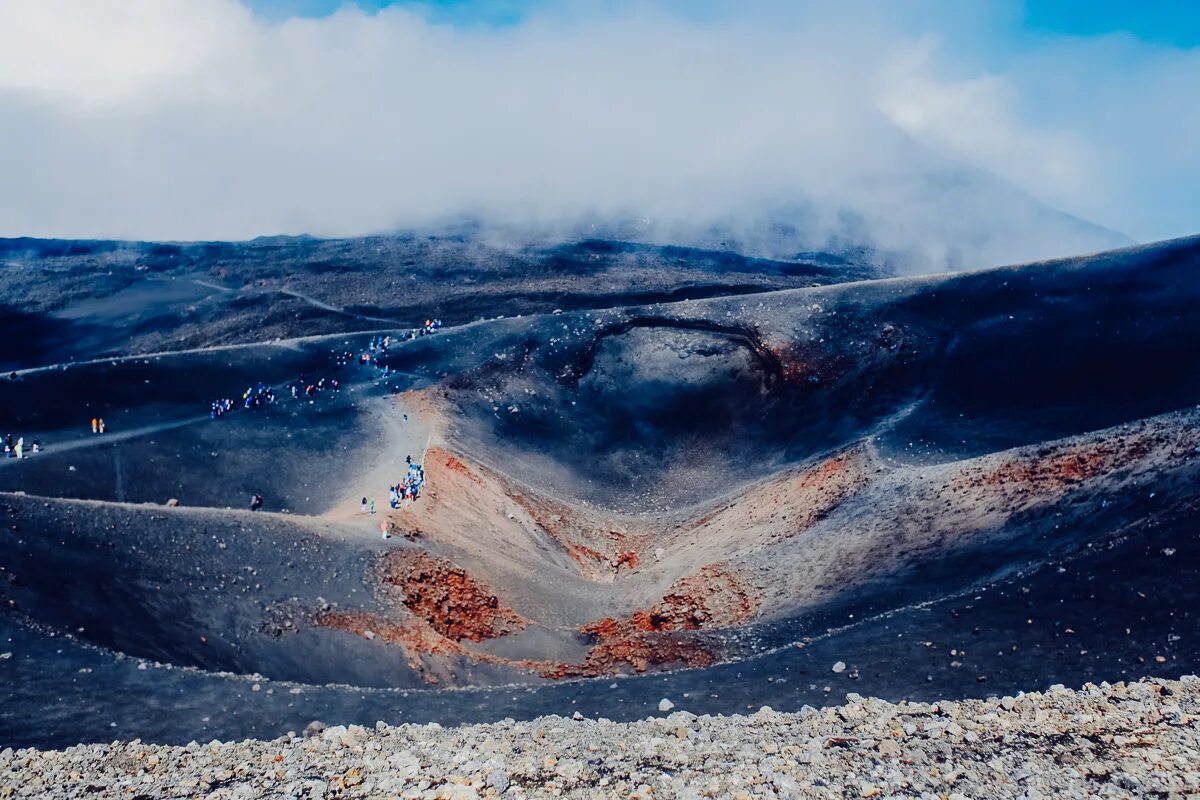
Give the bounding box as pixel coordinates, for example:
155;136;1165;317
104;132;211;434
311;604;727;683
762;338;844;386
530;621;721;678
306;558;757;683
312;608;526;684
510;491;643;581
375;550;527;642
630;563;760;632
522;562;756;678
437;450;482;484
614;550;639;570
313;610;467;665
957;429;1167;495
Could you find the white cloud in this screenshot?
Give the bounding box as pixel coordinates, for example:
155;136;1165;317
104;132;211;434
877;36;1096;212
0;0;1193;270
0;0;258;106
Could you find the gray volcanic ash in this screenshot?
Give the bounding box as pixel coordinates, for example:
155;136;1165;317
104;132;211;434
0;235;1198;748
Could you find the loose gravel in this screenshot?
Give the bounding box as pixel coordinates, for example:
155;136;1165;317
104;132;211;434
3;677;1197;799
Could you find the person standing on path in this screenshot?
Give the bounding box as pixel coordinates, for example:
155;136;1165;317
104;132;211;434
91;418;98;434
98;419;106;434
369;497;376;515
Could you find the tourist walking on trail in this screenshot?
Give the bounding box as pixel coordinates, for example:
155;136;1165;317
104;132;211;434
91;418;98;434
369;497;376;515
98;418;106;434
13;437;22;459
361;496;368;514
250;494;263;512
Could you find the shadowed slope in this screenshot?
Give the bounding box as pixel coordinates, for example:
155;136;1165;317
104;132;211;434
0;236;1198;746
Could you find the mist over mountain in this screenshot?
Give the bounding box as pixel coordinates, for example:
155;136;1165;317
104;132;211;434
480;163;1134;272
2;1;1189;272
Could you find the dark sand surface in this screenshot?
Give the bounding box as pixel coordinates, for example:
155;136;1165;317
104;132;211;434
1;234;1198;749
1;500;1194;748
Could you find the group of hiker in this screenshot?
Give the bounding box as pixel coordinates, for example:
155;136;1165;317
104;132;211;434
209;383;275;417
90;417;106;434
210;374;345;419
243;383;277;409
357;456;426;518
378;460;427;539
367;334;390;357
340;322;442;368
391;457;426;506
366;322;442;353
329;321;443;385
210;398;235;418
3;434;38;459
350;335;395;369
290;375;340;399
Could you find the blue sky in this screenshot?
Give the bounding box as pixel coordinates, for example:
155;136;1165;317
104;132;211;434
1022;0;1200;48
248;0;1200;47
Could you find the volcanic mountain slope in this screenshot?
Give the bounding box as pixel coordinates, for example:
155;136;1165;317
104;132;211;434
388;235;1200;505
0;235;883;373
0;236;1198;747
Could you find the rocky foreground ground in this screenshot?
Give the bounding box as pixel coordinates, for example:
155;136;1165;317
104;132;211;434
2;677;1197;799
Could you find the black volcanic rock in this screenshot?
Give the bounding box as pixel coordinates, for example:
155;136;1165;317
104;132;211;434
0;234;1197;749
0;234;884;371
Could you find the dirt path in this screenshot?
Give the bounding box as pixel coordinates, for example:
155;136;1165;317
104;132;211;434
321;394;435;533
4;306;513;379
279;288;408;327
0;414;212;467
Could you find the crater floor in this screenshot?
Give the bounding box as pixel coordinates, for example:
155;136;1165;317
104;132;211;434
1;235;1199;748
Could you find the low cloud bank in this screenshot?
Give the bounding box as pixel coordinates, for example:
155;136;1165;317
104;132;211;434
0;1;1194;270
